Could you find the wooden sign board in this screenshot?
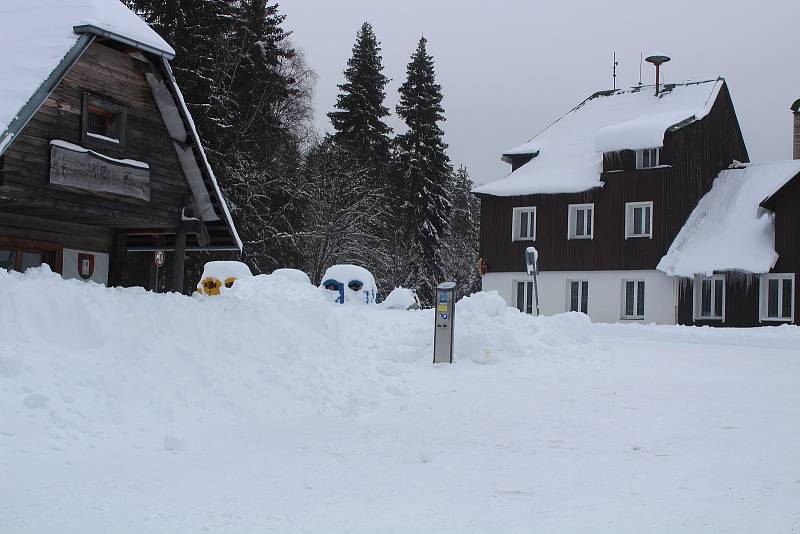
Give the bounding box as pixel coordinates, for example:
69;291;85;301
49;143;150;201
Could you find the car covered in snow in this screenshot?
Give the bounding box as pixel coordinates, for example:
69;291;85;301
196;261;253;296
320;264;377;304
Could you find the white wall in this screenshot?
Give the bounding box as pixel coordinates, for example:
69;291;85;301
482;270;677;324
62;249;109;285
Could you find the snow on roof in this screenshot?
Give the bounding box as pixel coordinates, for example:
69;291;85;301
0;0;174;136
473;79;723;197
657;160;800;277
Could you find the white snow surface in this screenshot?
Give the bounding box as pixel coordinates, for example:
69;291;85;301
3;268;800;532
381;286;421;310
271;268;312;285
658;160;800;277
0;0;174;136
474;79;722;196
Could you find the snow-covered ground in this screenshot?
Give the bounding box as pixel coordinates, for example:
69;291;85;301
2;267;799;533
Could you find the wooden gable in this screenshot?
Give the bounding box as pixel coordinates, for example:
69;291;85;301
0;41;190;230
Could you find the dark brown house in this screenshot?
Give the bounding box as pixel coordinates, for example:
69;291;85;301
0;0;241;290
474;76;800;326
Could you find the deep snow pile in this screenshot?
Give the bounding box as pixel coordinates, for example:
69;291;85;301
3;267;800;533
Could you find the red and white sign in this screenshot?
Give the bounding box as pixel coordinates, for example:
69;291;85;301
154;250;165;268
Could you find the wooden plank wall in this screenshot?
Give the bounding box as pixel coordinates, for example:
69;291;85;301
0;42;189;231
478;82;749;274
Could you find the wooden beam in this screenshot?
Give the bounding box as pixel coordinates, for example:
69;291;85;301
172;226;186;293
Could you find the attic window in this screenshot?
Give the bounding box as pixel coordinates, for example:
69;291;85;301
635;147;660;169
81;93;127;148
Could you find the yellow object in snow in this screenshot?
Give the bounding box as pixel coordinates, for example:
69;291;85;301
199;276;238;296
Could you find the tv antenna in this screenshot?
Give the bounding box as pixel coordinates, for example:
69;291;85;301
612;52;619;90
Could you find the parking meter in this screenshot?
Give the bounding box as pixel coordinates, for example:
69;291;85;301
433;282;457;364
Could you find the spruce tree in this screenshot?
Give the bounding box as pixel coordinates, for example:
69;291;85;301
392;36;453;303
328;22;392;173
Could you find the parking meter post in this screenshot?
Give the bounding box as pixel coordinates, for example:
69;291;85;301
433;282;457;364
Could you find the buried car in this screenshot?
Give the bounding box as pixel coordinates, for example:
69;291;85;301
196;261;253;296
320;264;377;304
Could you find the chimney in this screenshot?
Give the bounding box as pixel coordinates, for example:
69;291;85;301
792;99;800;160
645;53;671;96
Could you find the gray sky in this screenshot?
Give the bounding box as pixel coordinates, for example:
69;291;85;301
282;0;800;186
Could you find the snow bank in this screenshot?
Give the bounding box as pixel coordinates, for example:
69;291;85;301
3;268;800;532
474;79;722;196
271;268;311;285
320;264;377;304
0;0;174;137
658;160;800;277
381;287;420;310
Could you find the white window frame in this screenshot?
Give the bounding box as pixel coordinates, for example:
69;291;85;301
759;273;794;322
621;279;646;320
693;274;725;322
566;279;589;314
511;206;536;242
635;147;661;169
513;279;535;314
567;203;594;240
625;201;653;239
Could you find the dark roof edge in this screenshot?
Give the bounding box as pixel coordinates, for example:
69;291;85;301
791;98;800;113
73;24;175;60
760;169;800;210
0;33;95;157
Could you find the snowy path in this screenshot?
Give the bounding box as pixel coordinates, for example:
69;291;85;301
2;269;800;532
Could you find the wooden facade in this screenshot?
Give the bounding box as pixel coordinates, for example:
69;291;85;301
477;83;748;275
1;36;240;291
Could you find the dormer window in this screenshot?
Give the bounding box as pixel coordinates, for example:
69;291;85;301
635;147;660;169
81;93;127;148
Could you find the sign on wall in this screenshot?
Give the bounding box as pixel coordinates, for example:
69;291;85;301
62;249;109;285
49;141;150;201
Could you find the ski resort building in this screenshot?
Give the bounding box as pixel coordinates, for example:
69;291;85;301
0;0;241;290
474;78;800;326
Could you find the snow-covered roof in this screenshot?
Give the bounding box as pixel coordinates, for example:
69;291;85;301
0;0;174;139
474;79;724;197
657;160;800;277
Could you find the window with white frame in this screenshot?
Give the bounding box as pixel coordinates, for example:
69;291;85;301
760;273;794;322
625;201;653;239
568;204;593;239
514;280;535;314
568;280;589;314
694;275;725;321
512;207;536;241
635;147;660;169
622;280;645;319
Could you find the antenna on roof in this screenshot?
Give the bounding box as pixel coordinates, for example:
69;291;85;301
638;52;643;86
612;52;619;90
645;53;671;96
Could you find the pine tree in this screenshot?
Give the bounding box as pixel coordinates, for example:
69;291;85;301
328;22;392;173
392;36;453;303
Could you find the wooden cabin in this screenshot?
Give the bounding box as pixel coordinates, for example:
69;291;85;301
0;0;241;291
474;78;800;326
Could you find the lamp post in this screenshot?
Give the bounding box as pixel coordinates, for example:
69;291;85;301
525;246;540;317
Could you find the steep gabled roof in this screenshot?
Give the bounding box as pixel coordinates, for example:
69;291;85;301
657;160;800;277
0;0;241;251
0;0;173;146
473;79;724;197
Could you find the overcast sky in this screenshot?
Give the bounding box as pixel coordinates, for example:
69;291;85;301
281;0;799;185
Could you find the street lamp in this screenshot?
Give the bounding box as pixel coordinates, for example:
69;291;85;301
525;246;540;317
